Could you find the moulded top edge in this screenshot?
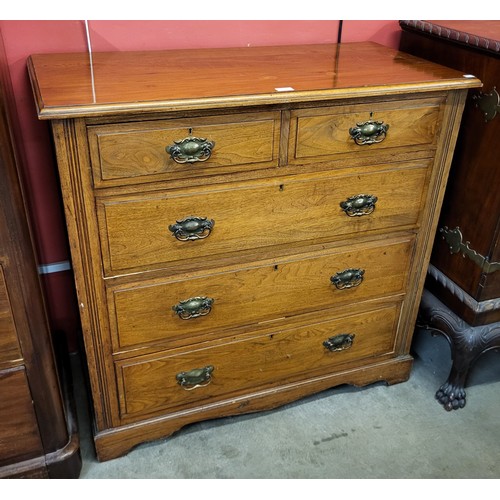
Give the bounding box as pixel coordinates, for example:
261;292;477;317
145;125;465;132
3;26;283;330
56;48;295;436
27;42;482;120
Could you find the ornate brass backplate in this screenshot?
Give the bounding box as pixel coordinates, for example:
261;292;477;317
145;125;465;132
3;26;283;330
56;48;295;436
173;296;214;320
166;136;215;163
168;216;215;241
323;333;355;352
330;268;365;289
349;115;389;145
340;194;378;217
176;365;214;390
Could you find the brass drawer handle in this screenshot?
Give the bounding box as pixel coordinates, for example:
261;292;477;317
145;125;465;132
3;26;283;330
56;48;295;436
173;296;214;320
168;216;215;241
176;365;214;390
330;268;365;289
166;136;215;164
340;194;378;217
323;333;355;352
349;116;389;145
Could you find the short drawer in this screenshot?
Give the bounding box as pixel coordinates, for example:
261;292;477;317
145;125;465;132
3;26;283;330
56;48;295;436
88;111;281;187
108;236;413;350
98;162;429;276
116;303;400;420
289;97;443;164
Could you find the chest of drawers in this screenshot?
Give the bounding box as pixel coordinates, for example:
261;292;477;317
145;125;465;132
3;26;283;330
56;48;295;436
27;42;480;461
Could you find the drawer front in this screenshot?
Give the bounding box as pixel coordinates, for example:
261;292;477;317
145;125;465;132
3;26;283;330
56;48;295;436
0;266;22;365
0;367;43;465
290;98;443;163
116;303;400;420
89;112;281;187
109;236;413;350
98;162;428;276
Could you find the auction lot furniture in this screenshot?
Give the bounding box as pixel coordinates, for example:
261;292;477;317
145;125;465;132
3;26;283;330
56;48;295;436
400;20;500;410
28;42;479;460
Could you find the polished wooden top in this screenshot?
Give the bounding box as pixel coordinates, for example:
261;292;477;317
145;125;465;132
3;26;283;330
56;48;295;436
400;20;500;54
28;42;481;120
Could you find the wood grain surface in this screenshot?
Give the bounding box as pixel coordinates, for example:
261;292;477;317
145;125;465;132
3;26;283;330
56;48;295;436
28;42;480;119
98;164;428;275
28;42;480;460
109;236;413;351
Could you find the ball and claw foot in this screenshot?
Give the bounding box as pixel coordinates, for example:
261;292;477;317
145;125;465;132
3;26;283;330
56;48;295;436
435;382;466;411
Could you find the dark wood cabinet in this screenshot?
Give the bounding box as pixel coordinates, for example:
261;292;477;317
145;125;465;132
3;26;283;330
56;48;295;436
0;30;81;478
400;20;500;410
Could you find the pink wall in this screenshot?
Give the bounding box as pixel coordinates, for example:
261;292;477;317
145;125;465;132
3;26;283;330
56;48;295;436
0;20;401;349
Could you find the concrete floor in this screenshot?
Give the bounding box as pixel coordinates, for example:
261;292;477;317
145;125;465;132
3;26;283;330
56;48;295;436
73;327;500;480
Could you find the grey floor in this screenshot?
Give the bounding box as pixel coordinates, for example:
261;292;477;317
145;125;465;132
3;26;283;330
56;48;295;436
73;326;500;480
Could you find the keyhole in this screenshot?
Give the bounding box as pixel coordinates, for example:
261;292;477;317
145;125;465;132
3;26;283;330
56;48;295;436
188;127;193;135
274;265;279;271
279;184;284;191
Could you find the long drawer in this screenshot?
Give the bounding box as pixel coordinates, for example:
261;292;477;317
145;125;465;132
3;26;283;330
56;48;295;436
108;236;413;351
115;302;401;421
289;97;443;164
98;162;429;276
88;111;281;188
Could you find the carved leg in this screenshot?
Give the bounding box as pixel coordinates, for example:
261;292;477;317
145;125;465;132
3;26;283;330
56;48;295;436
434;352;469;411
418;289;500;411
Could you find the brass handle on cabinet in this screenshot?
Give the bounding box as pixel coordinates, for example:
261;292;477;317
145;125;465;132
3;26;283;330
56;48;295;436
340;194;378;217
323;333;355;352
330;268;365;289
472;87;500;122
176;365;214;390
349;116;389;145
173;296;214;320
166;136;215;163
168;216;215;241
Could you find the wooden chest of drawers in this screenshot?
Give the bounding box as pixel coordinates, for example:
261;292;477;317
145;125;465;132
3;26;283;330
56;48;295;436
27;42;480;461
